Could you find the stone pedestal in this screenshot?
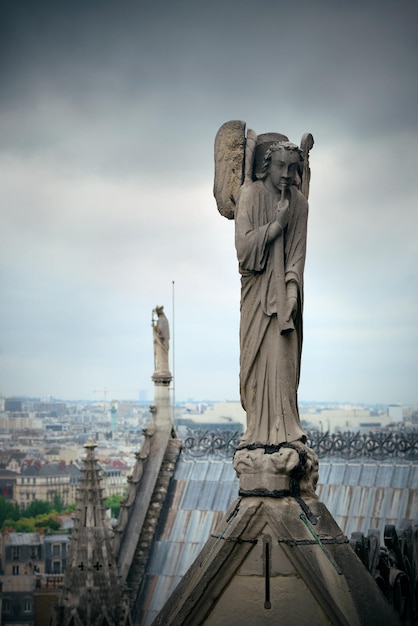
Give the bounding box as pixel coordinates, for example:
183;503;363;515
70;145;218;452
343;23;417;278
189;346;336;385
152;494;401;626
233;441;318;496
152;440;400;626
150;369;173;430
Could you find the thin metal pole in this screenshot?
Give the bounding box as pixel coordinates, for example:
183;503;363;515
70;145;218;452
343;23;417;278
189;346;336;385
172;280;176;427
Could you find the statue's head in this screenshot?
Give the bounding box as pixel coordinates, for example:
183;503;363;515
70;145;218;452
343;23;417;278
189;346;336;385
253;132;289;179
155;305;164;315
260;142;303;190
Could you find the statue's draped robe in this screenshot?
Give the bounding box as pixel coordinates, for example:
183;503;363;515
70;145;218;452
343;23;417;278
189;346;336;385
235;181;308;446
153;314;170;375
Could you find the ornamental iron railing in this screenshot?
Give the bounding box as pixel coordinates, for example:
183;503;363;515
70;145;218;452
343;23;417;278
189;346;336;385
183;429;242;458
182;429;418;461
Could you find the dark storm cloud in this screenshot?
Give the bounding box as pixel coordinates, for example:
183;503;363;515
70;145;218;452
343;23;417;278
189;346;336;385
2;0;416;174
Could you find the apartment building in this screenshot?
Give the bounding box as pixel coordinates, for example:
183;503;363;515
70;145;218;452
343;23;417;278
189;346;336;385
16;463;72;509
0;532;69;625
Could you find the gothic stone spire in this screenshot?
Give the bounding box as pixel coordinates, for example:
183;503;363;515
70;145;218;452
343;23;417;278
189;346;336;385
52;438;131;626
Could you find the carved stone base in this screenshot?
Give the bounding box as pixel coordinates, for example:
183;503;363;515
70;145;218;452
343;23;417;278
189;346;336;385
152;372;172;385
233;441;319;497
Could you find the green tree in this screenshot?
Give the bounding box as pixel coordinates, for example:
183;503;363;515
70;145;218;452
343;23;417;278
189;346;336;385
24;500;52;517
34;514;60;531
104;494;124;518
0;497;20;526
52;493;64;513
15;518;36;532
2;517;18;531
0;497;76;533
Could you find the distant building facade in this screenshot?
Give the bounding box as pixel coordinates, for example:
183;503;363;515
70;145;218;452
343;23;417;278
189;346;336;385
16;463;76;509
0;532;69;625
1;532;43;577
0;470;18;501
99;461;129;498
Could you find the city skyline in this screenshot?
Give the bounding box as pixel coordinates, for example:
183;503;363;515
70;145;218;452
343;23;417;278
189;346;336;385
1;0;417;405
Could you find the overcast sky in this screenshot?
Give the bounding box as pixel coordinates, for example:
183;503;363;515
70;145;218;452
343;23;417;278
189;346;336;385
1;0;417;405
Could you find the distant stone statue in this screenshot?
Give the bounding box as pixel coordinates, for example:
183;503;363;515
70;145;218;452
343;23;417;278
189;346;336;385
152;306;171;380
214;122;314;451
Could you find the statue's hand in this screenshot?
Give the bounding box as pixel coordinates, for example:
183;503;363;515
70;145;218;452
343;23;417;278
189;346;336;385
286;282;298;323
286;296;298;323
276;198;289;230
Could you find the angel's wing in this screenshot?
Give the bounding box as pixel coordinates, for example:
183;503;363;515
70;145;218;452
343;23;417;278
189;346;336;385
213;120;246;220
299;132;314;200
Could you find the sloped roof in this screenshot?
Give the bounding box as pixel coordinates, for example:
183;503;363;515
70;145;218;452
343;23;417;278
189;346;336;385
43;534;70;545
317;461;418;532
64;463;82;477
38;463;68;476
21;463;40;475
6;532;42;546
136;455;417;626
0;468;19;477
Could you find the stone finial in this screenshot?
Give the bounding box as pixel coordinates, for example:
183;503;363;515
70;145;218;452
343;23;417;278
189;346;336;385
83;436;97;450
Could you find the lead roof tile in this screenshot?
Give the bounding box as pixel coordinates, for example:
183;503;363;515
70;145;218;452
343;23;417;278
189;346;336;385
172;459;194;481
343;463;362;485
375;464;395;487
318;462;331;483
196;481;219;511
326;463;347;484
219;461;236;482
212;481;238;511
205;461;226;481
410;465;418;489
181;481;204;510
391;464;412;488
359;464;378;486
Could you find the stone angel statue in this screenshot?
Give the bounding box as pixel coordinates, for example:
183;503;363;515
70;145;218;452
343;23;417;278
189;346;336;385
214;121;314;449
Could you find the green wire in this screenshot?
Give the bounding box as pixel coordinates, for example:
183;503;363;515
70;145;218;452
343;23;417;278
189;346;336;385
299;514;343;575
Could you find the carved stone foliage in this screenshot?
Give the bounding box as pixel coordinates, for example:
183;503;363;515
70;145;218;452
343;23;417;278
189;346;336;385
182;429;418;461
350;524;418;624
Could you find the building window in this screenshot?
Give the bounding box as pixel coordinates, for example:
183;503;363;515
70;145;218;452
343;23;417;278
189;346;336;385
23;598;32;612
30;546;39;559
12;546;20;560
12;565;19;575
52;544;61;557
53;560;61;574
3;598;12;612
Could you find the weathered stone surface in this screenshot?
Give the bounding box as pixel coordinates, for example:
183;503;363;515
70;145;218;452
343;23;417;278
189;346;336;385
152;497;400;626
150;125;400;626
152;305;172;383
116;425;175;584
233;441;318;495
51;439;131;626
213;123;317;491
235;139;309;453
213;120;246;219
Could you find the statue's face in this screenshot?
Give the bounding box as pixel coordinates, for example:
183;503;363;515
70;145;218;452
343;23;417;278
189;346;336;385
268;149;299;190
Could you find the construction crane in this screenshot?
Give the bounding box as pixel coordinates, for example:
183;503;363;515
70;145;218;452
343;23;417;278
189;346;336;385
92;388;137;402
